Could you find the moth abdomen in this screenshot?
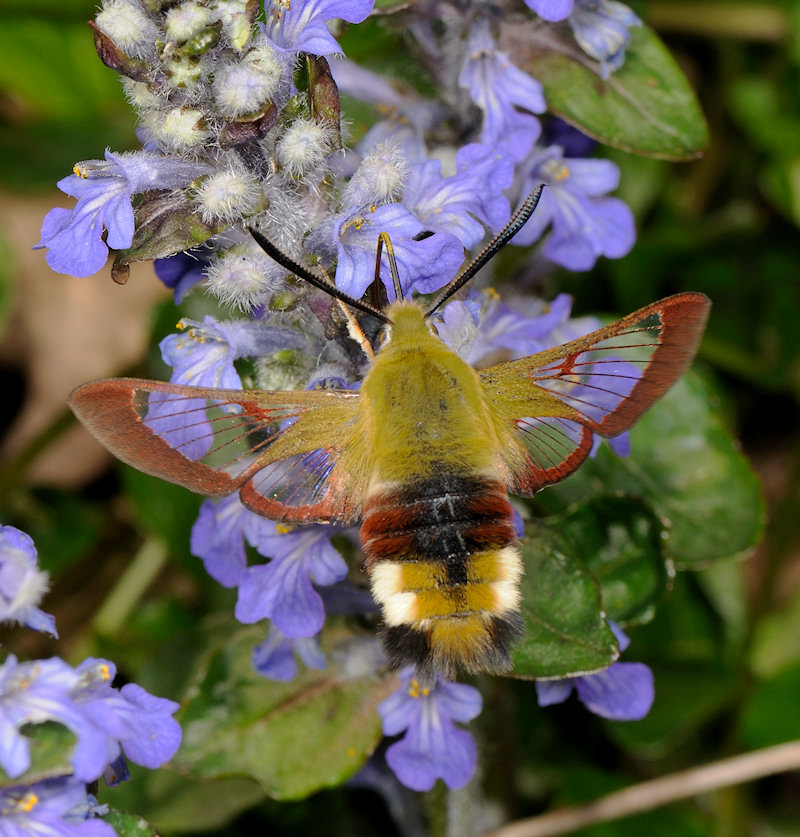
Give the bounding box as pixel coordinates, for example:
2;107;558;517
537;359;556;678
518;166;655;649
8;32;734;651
361;474;523;678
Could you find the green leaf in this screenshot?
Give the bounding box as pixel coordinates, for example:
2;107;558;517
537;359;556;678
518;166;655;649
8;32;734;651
536;373;765;569
551;495;672;626
750;592;800;679
174;621;397;800
498;21;708;160
740;663;800;750
100;768;266;834
103;810;159;837
0;723;75;787
509;526;618;679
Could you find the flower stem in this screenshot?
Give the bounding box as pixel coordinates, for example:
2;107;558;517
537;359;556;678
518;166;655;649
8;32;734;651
483;740;800;837
648;2;788;42
93;536;169;636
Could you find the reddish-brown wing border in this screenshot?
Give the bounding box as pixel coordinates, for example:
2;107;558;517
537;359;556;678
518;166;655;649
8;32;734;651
69;378;365;522
481;293;711;495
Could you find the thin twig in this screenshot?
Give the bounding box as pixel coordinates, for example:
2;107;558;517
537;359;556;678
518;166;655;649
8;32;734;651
484;740;800;837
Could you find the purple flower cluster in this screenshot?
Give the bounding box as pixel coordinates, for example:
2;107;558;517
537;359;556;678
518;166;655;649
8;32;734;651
36;0;656;801
0;777;114;837
0;653;180;782
0;653;181;833
191;495;346;680
0;524;182;833
37;0;640;305
0;525;57;637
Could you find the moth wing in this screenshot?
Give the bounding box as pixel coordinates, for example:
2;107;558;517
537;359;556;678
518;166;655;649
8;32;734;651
480;292;711;495
68;378;368;524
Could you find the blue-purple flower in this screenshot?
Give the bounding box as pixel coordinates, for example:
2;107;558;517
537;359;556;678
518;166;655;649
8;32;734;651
569;0;642;78
458;18;546;162
154;251;209;303
333;202;464;300
0;524;57;637
436;292;574;365
536;624;654;720
235;521;347;637
145;316;306;460
0;656;100;780
378;671;482;791
0;654;181;782
0;776;115;837
262;0;374;56
35;151;210;278
515;145;635;270
524;0;575;21
403;144;513;248
252;624;326;681
191;495;278;588
162;315;306;389
71;659;181;771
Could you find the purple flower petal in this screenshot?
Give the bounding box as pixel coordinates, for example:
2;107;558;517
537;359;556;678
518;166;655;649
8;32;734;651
515;147;636;269
252;625;326;681
154;252;208;303
459;19;545;161
235;523;347;637
191;496;274;587
71;660;181;770
0;776;116;837
0;524;57;637
525;0;574;21
263;0;374;55
569;0;641;78
386;722;476;792
535;678;575;706
403;144;513;247
536;624;654;720
574;662;654;720
36;151;210;278
334;203;464;299
378;672;482;791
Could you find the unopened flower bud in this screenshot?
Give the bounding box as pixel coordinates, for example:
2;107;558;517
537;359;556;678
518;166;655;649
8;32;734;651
276;117;334;179
194;168;264;223
121;78;161;112
204;244;284;311
215;0;257;51
95;0;159;60
143;107;212;151
164;54;208;91
345;142;408;207
213;59;281;118
164;2;213;42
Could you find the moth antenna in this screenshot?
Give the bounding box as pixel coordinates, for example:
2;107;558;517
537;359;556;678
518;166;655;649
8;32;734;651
424;184;545;319
249;227;391;324
376;232;404;302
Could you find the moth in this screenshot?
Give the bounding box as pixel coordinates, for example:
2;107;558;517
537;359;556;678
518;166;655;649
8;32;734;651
69;189;710;678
